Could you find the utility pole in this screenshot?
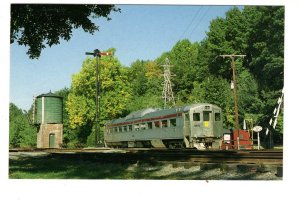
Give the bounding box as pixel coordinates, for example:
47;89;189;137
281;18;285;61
220;54;245;150
85;49;112;146
162;58;176;109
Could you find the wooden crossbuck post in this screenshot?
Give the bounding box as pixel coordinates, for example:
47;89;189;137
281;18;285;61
265;88;284;149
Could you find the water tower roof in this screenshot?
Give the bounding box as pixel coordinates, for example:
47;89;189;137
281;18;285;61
36;91;62;98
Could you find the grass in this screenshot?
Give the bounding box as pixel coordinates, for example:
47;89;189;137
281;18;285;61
10;155;138;179
9;153;175;179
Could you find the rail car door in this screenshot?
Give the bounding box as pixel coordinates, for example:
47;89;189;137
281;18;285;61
202;111;213;137
183;113;191;135
213;109;223;138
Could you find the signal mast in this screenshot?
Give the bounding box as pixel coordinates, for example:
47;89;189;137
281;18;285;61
85;49;112;146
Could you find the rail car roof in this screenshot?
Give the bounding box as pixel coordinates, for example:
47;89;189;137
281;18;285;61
125;108;160;120
106;103;220;125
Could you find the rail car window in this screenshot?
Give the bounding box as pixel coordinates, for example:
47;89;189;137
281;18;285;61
161;120;168;128
119;127;123;132
215;113;221;121
170;118;176;127
140;123;147;130
193;113;201;121
148;122;153;129
154;121;160;128
128;125;133;131
134;124;140;131
203;111;210;121
123;126;128;132
114;127;118;133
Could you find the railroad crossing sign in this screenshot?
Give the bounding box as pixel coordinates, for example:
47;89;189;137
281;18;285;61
253;126;263;133
253;126;262;150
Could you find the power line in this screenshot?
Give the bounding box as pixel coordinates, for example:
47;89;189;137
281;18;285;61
188;6;210;38
178;7;203;40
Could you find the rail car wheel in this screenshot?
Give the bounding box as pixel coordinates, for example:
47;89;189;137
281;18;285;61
142;141;153;148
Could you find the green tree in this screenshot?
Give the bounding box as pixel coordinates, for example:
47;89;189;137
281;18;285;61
66;49;132;145
242;6;284;139
198;6;283;134
168;39;199;102
11;4;120;58
128;60;148;96
205;7;247;79
127;94;163;114
9;103;36;148
52;88;81;148
236;69;263;115
126;59;163;113
144;61;163;95
196;39;210;80
243;6;284;91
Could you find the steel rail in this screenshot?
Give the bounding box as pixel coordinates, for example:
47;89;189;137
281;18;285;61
9;148;283;165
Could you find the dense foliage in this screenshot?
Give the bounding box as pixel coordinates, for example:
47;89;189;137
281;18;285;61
9;103;36;148
10;6;284;148
66;49;132;146
10;4;120;58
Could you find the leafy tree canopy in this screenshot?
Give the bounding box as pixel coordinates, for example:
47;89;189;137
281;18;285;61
66;49;132;130
243;6;284;91
9;103;36;148
11;4;120;58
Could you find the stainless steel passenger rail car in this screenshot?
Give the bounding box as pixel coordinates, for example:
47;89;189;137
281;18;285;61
104;103;223;150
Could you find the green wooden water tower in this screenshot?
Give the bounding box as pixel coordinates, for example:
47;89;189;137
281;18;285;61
33;91;63;148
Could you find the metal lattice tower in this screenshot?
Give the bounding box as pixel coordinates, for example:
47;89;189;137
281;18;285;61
162;58;175;109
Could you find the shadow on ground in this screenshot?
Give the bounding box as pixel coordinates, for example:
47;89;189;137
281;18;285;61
9;154;281;180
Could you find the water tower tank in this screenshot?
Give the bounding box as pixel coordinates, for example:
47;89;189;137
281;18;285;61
34;92;63;124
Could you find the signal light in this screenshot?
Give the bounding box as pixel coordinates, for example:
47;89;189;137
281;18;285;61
85;49;112;57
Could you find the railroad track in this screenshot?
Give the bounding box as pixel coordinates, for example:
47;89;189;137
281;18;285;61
126;149;282;165
10;148;282;165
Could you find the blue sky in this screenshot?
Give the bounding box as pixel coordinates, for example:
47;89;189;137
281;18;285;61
10;5;239;110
